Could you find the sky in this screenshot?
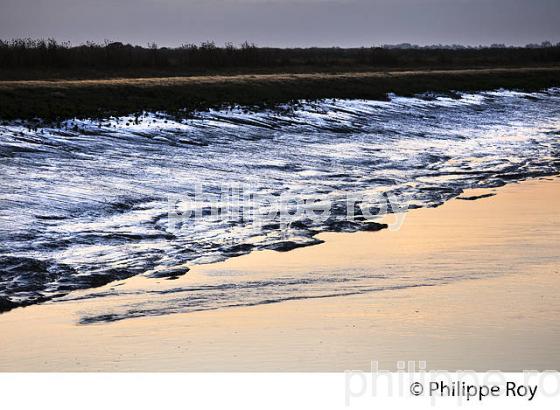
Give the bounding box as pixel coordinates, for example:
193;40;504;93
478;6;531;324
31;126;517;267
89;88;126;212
0;0;559;48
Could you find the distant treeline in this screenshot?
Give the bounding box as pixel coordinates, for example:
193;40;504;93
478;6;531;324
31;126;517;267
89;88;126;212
1;39;560;71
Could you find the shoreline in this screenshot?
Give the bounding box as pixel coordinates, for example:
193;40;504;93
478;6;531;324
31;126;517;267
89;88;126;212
1;66;559;120
0;176;558;371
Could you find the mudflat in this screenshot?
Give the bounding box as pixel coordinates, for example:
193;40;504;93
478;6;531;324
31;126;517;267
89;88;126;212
0;177;558;371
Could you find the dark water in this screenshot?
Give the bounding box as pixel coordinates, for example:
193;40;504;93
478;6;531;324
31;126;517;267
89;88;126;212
1;88;559;317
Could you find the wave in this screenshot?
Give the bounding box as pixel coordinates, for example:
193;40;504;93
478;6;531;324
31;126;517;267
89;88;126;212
1;88;559;314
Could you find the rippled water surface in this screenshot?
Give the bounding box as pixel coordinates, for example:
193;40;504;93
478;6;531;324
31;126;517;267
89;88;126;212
1;88;559;317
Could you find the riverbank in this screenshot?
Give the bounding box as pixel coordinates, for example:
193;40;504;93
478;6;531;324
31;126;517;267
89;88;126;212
1;66;559;120
0;177;558;371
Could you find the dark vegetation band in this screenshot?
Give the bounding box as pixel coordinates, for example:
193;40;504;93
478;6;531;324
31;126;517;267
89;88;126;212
1;39;560;70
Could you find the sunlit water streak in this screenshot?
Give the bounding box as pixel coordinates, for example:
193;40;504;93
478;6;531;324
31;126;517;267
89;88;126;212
0;88;559;320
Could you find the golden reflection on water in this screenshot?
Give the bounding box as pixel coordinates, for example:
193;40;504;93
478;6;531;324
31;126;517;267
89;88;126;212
0;177;559;371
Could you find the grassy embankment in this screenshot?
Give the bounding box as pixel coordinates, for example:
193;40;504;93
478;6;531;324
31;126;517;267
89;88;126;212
1;67;559;121
1;41;560;120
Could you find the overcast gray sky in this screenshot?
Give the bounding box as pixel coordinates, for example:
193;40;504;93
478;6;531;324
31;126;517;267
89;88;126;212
1;0;559;47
